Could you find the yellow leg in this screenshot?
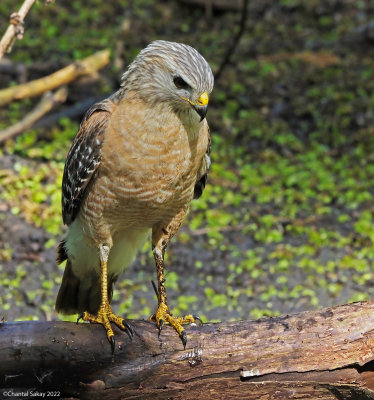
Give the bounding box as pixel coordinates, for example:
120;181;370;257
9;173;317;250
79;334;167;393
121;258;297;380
149;243;201;348
149;210;201;348
79;244;133;352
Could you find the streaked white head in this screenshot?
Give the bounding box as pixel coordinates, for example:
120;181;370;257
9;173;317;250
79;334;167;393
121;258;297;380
121;40;214;122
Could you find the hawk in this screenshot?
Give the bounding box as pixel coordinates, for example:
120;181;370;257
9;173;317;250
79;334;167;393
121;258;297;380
55;40;214;352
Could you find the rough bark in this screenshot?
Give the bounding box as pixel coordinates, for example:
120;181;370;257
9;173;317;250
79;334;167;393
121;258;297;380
1;301;374;399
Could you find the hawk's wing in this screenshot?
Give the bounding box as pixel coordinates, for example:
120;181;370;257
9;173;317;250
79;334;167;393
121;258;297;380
62;97;116;225
193;126;211;199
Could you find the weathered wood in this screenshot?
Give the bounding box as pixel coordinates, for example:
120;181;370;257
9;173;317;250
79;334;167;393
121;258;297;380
1;301;374;399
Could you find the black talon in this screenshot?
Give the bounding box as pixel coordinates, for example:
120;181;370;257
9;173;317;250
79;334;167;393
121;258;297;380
77;313;84;324
110;335;115;354
180;331;187;349
124;320;134;339
158;319;164;336
193;315;203;325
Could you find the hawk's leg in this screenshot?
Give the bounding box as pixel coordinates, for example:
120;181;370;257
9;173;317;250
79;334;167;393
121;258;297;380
149;210;200;348
80;244;133;352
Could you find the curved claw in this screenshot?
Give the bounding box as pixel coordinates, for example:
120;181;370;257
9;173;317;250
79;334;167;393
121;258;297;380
110;335;115;354
193;314;203;325
123;320;134;339
180;330;187;349
158;319;164;337
76;313;84;324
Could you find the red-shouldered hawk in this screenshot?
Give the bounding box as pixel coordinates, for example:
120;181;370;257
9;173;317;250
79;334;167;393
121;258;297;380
55;40;214;352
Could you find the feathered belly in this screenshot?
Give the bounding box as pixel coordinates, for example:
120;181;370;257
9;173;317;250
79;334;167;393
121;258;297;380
65;218;149;277
100;171;196;229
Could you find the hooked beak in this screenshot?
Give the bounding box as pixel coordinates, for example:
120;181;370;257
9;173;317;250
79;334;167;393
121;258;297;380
193;104;208;122
181;91;209;121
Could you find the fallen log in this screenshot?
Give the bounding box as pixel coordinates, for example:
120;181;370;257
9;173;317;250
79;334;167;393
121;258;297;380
1;301;374;399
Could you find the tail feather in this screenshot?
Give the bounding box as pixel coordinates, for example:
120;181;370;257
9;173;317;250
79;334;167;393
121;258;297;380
55;259;81;314
55;241;118;315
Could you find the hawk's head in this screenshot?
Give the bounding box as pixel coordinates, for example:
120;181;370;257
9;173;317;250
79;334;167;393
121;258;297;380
121;40;214;122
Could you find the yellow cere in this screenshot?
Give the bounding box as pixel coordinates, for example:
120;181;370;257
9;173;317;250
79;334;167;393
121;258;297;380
197;91;209;106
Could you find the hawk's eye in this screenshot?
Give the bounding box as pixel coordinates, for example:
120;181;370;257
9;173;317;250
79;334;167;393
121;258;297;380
173;76;189;89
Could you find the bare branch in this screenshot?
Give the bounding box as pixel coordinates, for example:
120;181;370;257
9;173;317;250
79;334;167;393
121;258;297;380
215;0;249;81
0;87;67;144
0;0;38;59
0;50;110;107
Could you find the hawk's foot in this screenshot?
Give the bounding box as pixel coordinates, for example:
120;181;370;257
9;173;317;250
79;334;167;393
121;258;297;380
149;302;201;348
78;301;133;353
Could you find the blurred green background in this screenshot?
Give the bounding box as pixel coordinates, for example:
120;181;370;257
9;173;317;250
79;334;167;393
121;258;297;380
1;0;374;324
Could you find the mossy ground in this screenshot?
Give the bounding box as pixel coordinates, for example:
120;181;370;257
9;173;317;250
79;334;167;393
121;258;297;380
1;0;374;323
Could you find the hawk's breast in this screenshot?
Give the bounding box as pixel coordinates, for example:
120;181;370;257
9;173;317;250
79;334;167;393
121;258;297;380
83;99;208;230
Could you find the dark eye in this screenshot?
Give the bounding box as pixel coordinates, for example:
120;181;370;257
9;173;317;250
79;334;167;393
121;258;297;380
173;76;189;89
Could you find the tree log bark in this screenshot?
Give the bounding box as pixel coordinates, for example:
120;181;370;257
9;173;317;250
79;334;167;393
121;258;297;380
2;301;374;399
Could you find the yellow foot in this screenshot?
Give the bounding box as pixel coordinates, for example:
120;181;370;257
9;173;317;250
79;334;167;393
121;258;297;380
149;302;202;348
78;302;133;353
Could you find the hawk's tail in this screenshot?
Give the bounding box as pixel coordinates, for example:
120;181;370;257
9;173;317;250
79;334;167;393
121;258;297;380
55;240;116;315
55;257;81;315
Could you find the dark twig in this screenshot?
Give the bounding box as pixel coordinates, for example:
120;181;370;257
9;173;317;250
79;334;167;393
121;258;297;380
0;59;28;83
214;0;249;81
